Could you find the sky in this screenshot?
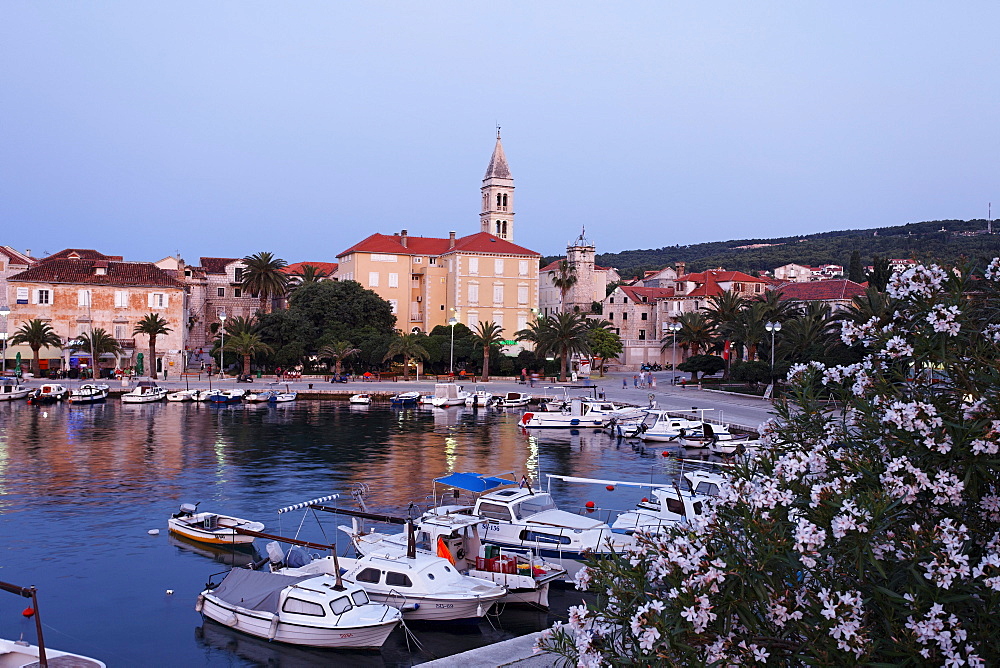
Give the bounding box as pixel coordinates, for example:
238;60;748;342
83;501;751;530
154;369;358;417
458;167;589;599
3;3;999;263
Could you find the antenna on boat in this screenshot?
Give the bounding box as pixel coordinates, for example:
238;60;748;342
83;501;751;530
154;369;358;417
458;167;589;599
406;520;416;559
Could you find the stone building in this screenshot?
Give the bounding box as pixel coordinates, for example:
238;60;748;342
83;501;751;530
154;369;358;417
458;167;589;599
7;249;185;375
538;230;620;316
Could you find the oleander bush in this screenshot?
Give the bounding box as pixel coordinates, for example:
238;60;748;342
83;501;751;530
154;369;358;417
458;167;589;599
538;259;1000;666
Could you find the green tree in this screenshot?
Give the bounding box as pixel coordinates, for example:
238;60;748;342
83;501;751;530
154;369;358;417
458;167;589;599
241;251;290;314
588;327;623;376
9;319;62;377
676;353;725;380
552;260;578;312
752;287;798;325
515;312;592;382
868;254;893;291
777;302;841;367
728;301;768;362
132;314;172;379
848;249;865;282
672;311;714;357
288;280;396;345
701;291;746;343
383;332;429;380
729;359;771;384
319;341;361;376
223;331;273;376
289;264;330;285
257;310;311;369
68;328;123;376
470;321;504;382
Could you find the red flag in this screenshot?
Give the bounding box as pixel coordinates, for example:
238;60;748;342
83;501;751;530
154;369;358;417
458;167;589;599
723;340;731;361
437;536;456;565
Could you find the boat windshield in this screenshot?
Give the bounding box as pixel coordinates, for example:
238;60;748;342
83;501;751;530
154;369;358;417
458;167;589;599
513;493;557;519
330;596;352;615
351;589;369;606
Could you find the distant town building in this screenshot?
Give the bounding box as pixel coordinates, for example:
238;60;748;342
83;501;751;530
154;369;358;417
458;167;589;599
8;249;185;375
337;133;540;337
0;246;35;310
774;279;867;311
773;263;844;282
538;229;620;316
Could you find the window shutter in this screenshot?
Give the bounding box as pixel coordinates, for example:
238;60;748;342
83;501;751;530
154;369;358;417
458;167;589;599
162;294;169;308
517;287;528;304
494;259;504;275
388;273;399;288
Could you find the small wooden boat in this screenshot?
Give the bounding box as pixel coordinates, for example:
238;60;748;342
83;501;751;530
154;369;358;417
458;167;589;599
497;391;531;408
349;393;372;405
68;383;110;404
210;389;246;404
0;378;30;401
197;569;401;649
26;384;69;404
166;389;198;402
168;503;264;545
269;391;297;403
121;380;167;403
243;390;277;403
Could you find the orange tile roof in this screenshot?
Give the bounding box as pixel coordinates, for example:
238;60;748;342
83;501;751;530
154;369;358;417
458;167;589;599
620;286;675;301
43;249;122;262
9;259;184;288
283;261;339;275
338;232;538;258
775;279;867;302
200;257;242;274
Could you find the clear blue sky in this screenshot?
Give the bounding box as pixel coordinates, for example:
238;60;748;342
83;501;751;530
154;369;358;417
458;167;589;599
3;3;998;263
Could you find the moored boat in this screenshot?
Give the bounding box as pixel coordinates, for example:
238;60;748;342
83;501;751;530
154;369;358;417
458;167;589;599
464;385;493;407
68;383;110;404
168;503;264;545
519;398;606;429
210;389;246;404
121;380;167;403
496;391;531;408
430;383;469;407
166;389;198;402
0;377;30;401
349;393;372;405
26;384;69;404
197;569;401;649
243;390;277;403
389;391;420;406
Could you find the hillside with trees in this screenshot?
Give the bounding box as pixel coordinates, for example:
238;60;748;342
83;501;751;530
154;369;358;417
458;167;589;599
542;219;1000;280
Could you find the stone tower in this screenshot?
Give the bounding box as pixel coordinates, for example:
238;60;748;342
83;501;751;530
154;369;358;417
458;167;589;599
565;228;596;312
480;130;515;241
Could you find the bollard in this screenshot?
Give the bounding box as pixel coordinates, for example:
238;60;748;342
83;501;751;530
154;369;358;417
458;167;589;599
308;383;313;390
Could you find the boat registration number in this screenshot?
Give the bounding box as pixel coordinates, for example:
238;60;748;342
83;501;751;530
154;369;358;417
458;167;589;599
435;604;454;608
339;633;354;638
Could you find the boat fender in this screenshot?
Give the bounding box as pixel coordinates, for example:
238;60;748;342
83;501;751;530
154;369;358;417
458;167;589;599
402;603;420;611
224;613;238;627
476;603;484;618
522;413;533;423
268;615;280;640
195;594;204;613
570;419;580;426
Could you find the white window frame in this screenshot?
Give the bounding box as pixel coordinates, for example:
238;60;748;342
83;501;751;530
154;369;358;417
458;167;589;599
518;260;528;276
114;324;128;339
468;283;479;304
368;272;380;288
468;257;479;275
493;285;504;304
517;286;529;305
78;289;92;307
388;273;399;288
494;259;504;275
388;299;398;314
35;289;51;305
148;292;168;309
114;290;129;308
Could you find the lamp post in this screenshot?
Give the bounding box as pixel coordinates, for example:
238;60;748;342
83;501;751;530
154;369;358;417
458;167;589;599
0;305;9;375
448;316;458;376
765;321;782;378
664;321;681;384
219;311;227;378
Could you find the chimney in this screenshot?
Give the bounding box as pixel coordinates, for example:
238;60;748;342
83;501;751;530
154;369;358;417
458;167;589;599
400;229;408;248
449;231;456;249
675;261;686;276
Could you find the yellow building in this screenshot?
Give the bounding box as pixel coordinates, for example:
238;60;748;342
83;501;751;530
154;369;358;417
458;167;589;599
337;134;540;337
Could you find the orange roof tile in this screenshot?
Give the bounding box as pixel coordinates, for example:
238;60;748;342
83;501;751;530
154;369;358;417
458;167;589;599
775;279;867;302
338;232;538;258
10;259;183;288
283;261;339;276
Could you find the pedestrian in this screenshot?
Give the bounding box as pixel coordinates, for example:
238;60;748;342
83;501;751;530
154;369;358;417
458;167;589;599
521;368;527;384
622;377;627;389
276;366;282;380
633;374;638;388
650;375;657;389
529;372;537;388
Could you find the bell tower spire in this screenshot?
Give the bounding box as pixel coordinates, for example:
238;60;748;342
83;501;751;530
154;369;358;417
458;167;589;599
480;129;515;241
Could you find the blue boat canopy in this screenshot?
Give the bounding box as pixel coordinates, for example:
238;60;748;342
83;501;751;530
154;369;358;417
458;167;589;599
434;472;511;493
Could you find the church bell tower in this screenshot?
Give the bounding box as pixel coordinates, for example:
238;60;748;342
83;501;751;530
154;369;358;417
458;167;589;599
480;129;515;241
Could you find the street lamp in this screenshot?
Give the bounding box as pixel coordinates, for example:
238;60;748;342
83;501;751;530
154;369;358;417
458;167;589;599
765;321;782;378
0;305;9;375
219;311;227;378
448;316;458;376
664;321;681;384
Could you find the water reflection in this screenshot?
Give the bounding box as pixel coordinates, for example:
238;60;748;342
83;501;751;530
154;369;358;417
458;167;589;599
0;400;671;666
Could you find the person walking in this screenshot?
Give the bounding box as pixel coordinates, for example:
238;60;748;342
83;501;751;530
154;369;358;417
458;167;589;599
650;375;657;389
633;374;638;388
622;376;627;389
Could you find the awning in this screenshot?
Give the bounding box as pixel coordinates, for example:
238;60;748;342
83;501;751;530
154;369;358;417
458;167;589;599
434;472;511;493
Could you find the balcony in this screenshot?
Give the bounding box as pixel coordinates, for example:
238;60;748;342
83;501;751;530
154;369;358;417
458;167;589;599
116;338;136;349
409;312;424;322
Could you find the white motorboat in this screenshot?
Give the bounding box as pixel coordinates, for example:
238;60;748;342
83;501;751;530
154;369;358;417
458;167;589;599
197;568;401;649
277;548;506;624
349;393;372;405
610;485;712;536
26;383;69;404
1;579;106;667
121;380;167;403
464;385;493;407
166;389;198;402
636;409;704;442
419;393;436;405
519;398;607;429
270;390;297;403
243;390;277;403
68;383;109;404
425;472;633;581
389;391;420;406
496;391;531;408
430;383;469;407
709;434;763;455
676;422;735;448
0;378;31;401
341;488;566;608
168;503;264;545
210;389;246;404
194;388;225;402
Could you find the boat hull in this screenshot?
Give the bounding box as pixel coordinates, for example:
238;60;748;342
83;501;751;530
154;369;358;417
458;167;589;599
0;637;106;667
168;516;263;545
368;591;499;623
0;389;30;401
199;596;398;649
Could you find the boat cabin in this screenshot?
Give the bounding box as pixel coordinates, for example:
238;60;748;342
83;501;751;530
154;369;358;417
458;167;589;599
433;383;463;401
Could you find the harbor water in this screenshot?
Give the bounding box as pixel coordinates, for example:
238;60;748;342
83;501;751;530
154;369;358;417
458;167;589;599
0;400;686;666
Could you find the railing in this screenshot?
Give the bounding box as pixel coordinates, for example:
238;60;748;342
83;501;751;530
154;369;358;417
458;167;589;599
409;312;423;322
116;338;136;348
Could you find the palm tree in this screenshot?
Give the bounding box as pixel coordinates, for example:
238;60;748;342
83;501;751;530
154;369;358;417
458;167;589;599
133;314;172;379
552;260;578;313
68;328;123;377
383;333;430;380
319;341;361;376
241;251;289;314
9;319;62;377
778;302;840;365
290;264;330;285
846;286;897;328
515;312;591;382
728;302;768;362
224;332;273;377
471;321;504;382
702;291;746;343
752;288;798;325
668;312;714;357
